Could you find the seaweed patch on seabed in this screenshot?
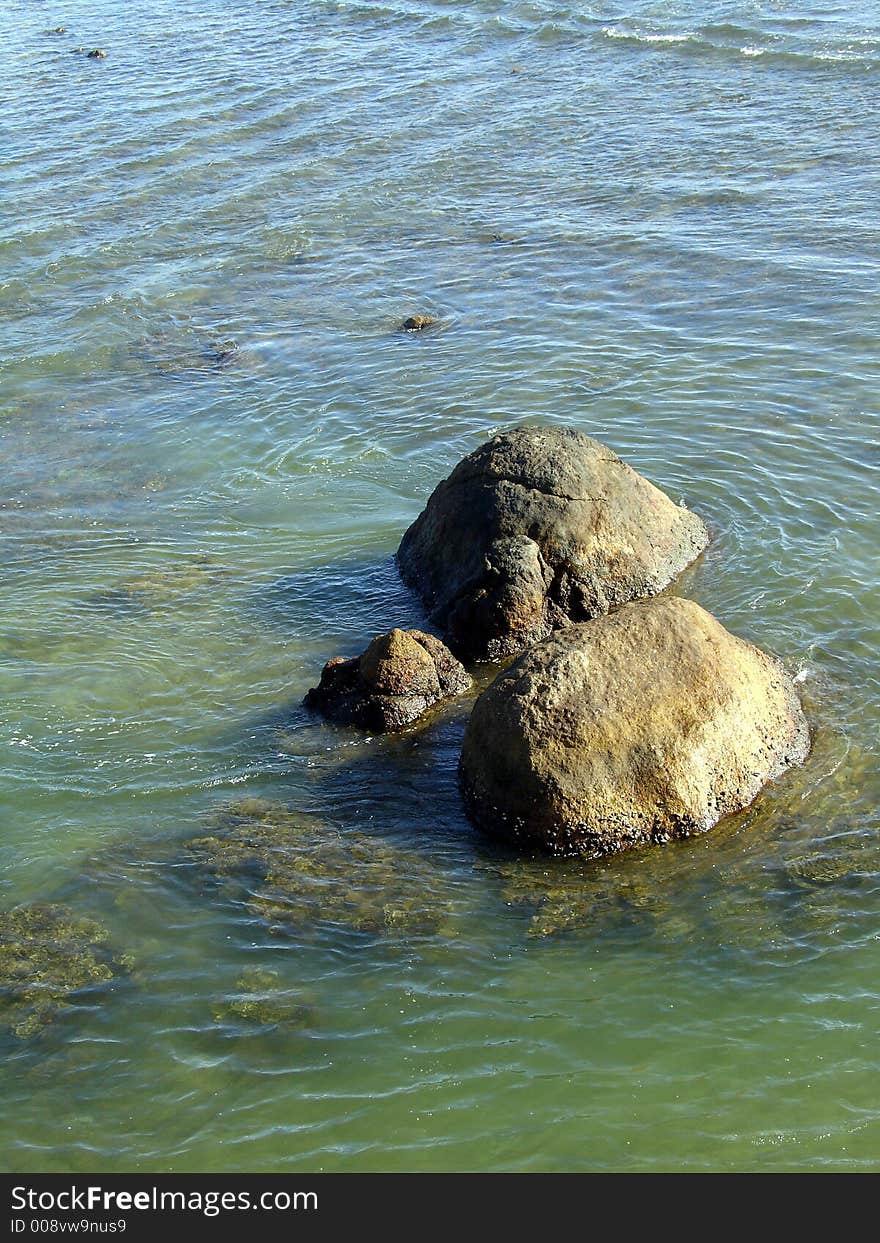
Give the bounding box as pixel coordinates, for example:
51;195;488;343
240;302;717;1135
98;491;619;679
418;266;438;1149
480;724;880;955
213;966;316;1033
186;798;466;940
0;903;131;1040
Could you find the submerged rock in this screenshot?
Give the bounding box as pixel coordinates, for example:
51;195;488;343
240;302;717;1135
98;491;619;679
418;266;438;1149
187;798;461;937
783;845;877;889
130;331;239;378
400;315;439;332
305;627;471;732
397;425;709;660
0;904;126;1040
213;967;315;1031
117;557;220;604
91;554;223;613
485;853;677;939
460;596;810;857
207;341;238;367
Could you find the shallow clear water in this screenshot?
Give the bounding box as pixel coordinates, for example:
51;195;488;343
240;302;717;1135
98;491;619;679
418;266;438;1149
1;0;878;1171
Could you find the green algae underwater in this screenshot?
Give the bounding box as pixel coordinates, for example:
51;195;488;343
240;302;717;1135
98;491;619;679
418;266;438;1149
1;0;879;1171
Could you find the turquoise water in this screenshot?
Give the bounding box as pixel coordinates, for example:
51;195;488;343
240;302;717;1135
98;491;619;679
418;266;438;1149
1;0;878;1170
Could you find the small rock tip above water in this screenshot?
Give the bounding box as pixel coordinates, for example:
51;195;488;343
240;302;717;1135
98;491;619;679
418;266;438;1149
305;627;471;732
399;314;439;332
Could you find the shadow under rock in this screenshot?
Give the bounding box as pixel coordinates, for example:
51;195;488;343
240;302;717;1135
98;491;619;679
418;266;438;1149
304;695;482;855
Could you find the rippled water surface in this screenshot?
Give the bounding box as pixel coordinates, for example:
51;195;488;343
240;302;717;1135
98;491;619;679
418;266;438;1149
1;0;878;1171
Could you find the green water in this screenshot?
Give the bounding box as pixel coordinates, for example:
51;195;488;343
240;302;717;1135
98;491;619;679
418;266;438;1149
1;0;878;1170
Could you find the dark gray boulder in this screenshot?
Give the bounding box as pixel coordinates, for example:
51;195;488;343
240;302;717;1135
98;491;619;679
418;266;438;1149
397;425;709;660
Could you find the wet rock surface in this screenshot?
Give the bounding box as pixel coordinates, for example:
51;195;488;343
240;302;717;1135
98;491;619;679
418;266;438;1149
399;314;439;331
461;596;810;857
397;425;709;660
187;798;463;937
0;904;128;1040
305;627;471;732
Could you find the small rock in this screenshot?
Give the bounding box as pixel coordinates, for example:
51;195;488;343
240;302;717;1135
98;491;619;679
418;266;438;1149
305;627;471;732
400;315;439;332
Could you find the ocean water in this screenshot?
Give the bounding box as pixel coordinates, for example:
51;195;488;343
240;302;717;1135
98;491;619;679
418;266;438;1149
1;0;878;1171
